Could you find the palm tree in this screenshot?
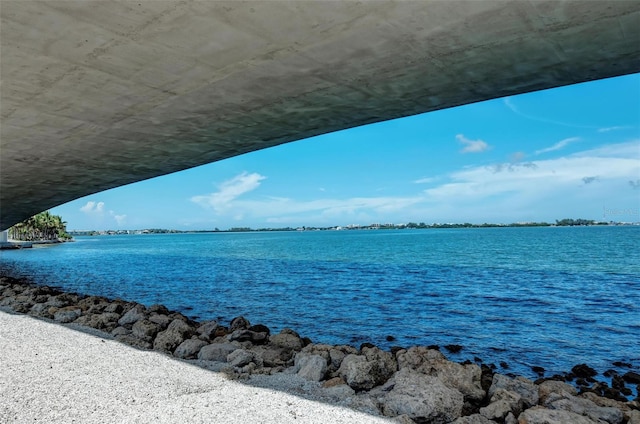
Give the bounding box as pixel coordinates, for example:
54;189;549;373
8;211;71;241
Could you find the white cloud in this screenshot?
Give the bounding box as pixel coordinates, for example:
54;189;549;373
188;142;639;226
414;177;437;184
191;172;266;213
456;134;490;153
79;200;127;226
504;97;596;129
573;140;640;158
510;151;526;163
193;174;423;224
109;210;127;226
425;143;639;207
598;126;629;133
80;201;104;214
535;137;581;155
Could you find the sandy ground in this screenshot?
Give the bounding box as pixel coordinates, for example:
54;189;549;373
0;310;393;424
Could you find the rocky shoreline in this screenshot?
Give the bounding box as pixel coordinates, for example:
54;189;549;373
1;275;638;424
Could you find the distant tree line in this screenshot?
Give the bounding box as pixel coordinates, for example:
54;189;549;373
8;211;72;241
555;218;605;226
65;218;614;237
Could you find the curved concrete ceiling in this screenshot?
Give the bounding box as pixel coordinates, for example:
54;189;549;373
1;1;639;230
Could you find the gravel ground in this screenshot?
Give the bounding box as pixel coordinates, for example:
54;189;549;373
0;310;393;424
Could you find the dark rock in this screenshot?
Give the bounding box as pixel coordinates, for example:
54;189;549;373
280;328;300;337
500;361;510;369
612;361;632;368
252;346;294;367
10;301;31;313
379;368;464;422
611;374;626;390
111;326;130;337
228;329;254;343
173;338;208;359
519;407;601;424
359;342;375;351
572;364;598;378
249;330;269;345
480;364;495;393
248;324;270;335
227;329;268;345
328;347;348;372
269;332;303;351
117;304;147;327
148;304;170;315
31;294;50;304
450;414;495;424
74;312;119;331
132;319;160;342
532;366;545;376
77;296;110;314
104;302;124;314
153;319;194;353
196;320;219;341
54;306;82;323
488;374;538;408
397;346;484;402
386;335;396;342
148;313;171;329
53;293;80;306
538;380;578;404
445;344;463;353
390;346;404;356
603;387;628;402
168;312;193;325
427;344;440;351
479;388;523;421
294;353;327;381
544;391;624;424
198;343;238;362
29;303;52;317
622;371;640;385
339;346;397;391
227;349;254;367
214;326;228;338
229;316;250;331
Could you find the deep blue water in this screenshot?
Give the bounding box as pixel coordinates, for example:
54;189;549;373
1;226;639;381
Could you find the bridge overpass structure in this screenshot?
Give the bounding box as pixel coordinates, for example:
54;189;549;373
1;1;639;230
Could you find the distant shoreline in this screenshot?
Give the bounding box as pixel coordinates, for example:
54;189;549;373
68;219;639;236
0;238;74;250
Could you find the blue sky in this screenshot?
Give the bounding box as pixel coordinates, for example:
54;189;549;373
53;74;640;230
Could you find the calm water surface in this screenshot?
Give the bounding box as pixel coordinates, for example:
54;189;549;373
1;226;639;380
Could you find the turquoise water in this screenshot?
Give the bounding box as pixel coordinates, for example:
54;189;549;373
1;226;639;379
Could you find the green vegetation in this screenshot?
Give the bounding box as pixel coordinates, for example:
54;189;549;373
67;218;624;236
8;211;72;241
555;218;606;226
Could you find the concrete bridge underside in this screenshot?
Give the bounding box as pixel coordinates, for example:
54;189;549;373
1;1;639;230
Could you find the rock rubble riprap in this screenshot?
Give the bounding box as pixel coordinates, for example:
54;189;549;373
1;276;638;424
